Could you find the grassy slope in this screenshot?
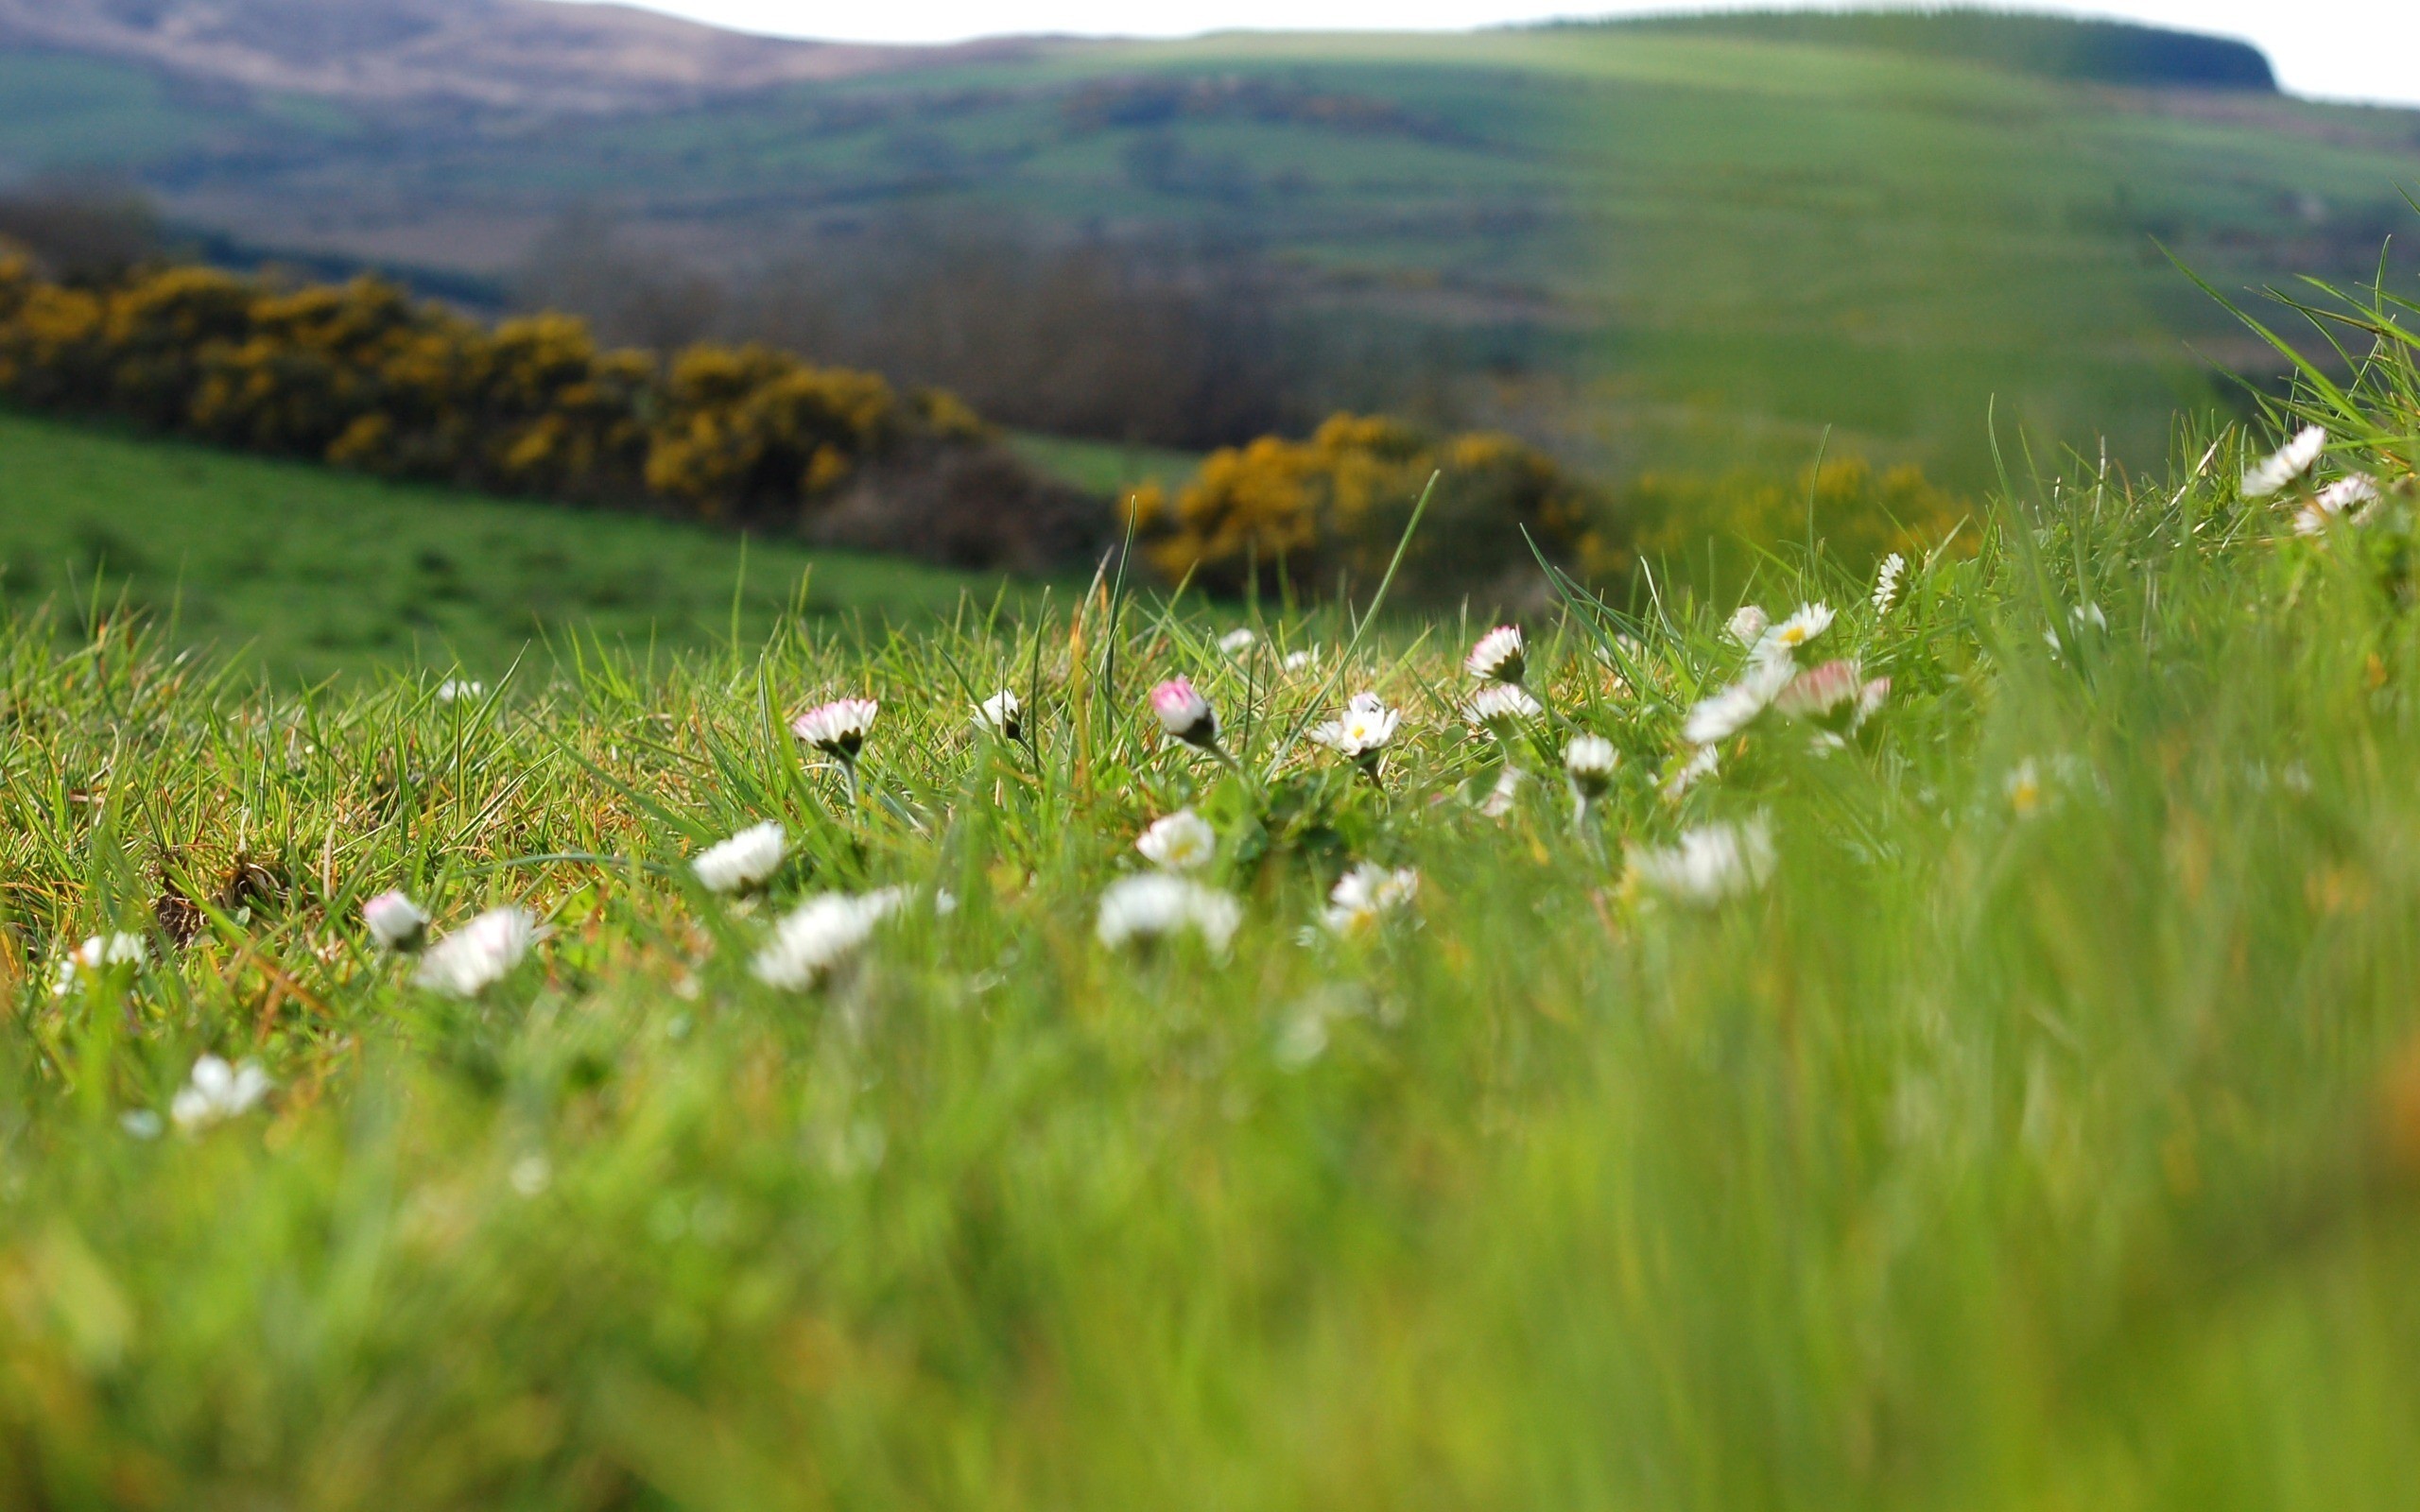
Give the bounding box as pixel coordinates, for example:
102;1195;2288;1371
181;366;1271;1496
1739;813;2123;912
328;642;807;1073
6;363;2420;1503
0;408;995;681
7;26;2409;487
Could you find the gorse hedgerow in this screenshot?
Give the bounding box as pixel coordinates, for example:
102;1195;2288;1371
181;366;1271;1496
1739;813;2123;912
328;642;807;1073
6;266;2420;1505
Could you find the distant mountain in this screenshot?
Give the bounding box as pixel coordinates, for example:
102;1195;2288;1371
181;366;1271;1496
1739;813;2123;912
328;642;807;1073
1598;9;2276;92
0;0;978;112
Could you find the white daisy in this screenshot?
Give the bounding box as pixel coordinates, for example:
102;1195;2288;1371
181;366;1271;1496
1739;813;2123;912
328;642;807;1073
1564;732;1617;800
693;821;786;895
169;1055;273;1132
363;889;430;952
1479;764;1528;818
975;688;1024;741
436;679;483;703
1464;625;1526;683
1662;744;1719;802
51;932;147;996
1310;691;1401;772
1726;604;1770;645
1218;627;1258;655
1628;819;1775;905
1872;553;1906;615
791;698;878;765
2292;473;2381;536
751;887;908;990
1096;874;1242;953
1322;862;1420;935
1753;603;1834;665
1467;682;1545;731
415;907;543;997
1282;648;1320;673
1682;656;1793;745
1135;809;1218;871
2242;425;2325;499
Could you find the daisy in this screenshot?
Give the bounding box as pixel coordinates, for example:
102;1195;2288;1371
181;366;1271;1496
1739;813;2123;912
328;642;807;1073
1218;627;1258;656
1310;691;1401;781
975;688;1024;742
169;1055;273;1133
1282;648;1320;673
1564;732;1617;820
415;907;543;997
2242;425;2325;499
436;679;483;703
1872;553;1906;616
51;932;147;996
1478;764;1528;818
2293;473;2381;536
1322;862;1420;935
1772;659;1866;730
1662;744;1719;802
1465;625;1526;684
793;697;877;766
1726;604;1770;646
751;888;908;989
1628;819;1774;905
2005;759;2046;816
363;889;430;952
1753;603;1834;666
1096;874;1242;954
1135;809;1218;871
1682;656;1793;745
693;821;786;895
1467;682;1545;734
1149;677;1225;755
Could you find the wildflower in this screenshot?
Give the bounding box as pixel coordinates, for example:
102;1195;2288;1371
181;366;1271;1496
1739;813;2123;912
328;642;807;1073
2292;473;2380;536
2242;424;2325;499
2006;759;2046;816
1628;819;1775;905
1465;625;1527;684
363;889;430;952
693;821;786;895
436;679;483;703
1681;656;1793;745
792;697;878;766
415;907;542;996
1096;874;1242;954
1283;648;1319;673
51;933;147;996
1726;604;1770;645
1753;603;1834;665
1149;677;1222;751
169;1055;273;1132
1663;744;1719;801
751;888;908;990
975;688;1024;742
1478;764;1528;817
1772;658;1885;734
1323;862;1420;935
1136;809;1218;871
1466;682;1544;733
1872;553;1906;615
1218;627;1258;655
1564;732;1617;818
1310;691;1401;779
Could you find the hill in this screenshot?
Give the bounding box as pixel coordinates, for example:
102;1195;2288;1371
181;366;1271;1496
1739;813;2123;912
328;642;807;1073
2;9;2415;493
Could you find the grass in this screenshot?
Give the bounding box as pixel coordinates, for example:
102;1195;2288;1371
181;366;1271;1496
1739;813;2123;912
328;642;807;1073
0;408;1004;683
6;270;2420;1504
10;17;2418;487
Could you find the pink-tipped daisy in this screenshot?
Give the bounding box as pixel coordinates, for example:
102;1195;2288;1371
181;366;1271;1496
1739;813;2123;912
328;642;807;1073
1150;677;1222;751
1465;625;1527;683
792;698;878;766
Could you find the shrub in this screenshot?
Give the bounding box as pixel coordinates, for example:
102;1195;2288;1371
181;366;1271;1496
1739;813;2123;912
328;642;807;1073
1581;457;1974;589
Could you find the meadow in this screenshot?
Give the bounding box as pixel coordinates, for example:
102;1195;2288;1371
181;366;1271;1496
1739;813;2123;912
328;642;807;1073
6;266;2420;1506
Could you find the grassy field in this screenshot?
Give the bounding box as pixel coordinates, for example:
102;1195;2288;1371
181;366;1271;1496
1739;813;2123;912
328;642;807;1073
9;17;2417;487
0;408;1010;682
6;270;2420;1504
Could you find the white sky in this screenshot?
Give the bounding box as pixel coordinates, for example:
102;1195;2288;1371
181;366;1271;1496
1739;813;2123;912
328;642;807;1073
600;1;2420;109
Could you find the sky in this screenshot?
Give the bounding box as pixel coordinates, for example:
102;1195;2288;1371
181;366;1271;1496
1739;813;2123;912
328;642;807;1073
600;1;2420;108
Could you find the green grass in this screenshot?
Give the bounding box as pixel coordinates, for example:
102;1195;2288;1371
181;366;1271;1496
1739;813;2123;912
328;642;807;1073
0;409;1000;683
1007;430;1201;498
7;272;2420;1504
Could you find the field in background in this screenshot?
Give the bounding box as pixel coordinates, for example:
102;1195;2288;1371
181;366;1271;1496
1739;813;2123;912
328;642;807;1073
0;409;999;681
6;19;2416;489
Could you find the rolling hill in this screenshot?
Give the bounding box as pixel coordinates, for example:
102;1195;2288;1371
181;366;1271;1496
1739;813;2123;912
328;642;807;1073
1;6;2416;491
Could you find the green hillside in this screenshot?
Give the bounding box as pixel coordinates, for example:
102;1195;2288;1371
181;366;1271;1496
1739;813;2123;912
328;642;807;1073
0;409;995;682
3;16;2412;490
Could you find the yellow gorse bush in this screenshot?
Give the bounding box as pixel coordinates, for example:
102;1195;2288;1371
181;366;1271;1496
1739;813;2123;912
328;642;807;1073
0;257;988;527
